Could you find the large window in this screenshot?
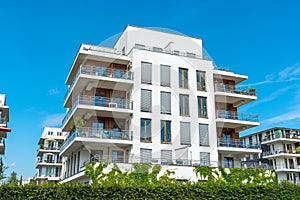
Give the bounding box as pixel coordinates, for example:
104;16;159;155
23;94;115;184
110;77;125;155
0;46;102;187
161;92;171;114
197;71;206;91
179;94;189;116
141;89;152;112
140;148;152;163
161;120;171;143
141;62;152;84
180;122;191;145
112;151;124;163
179;68;188;89
160;65;171;87
200;152;210;166
140;119;152;142
199;124;209;146
161;150;172;165
198;96;207;118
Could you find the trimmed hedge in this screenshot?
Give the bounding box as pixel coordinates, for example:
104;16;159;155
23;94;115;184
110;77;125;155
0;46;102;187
1;182;300;199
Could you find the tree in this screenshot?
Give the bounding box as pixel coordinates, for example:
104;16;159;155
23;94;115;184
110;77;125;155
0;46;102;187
7;171;19;185
0;158;8;184
84;161;108;185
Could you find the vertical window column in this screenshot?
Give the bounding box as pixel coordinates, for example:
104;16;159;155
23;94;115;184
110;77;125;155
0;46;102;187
140;119;152;142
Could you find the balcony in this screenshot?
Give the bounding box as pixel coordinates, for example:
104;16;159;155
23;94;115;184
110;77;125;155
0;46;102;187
262;131;300;144
37;146;60;156
216;110;259;131
218;139;261;154
62;95;133;131
272;164;300;172
214;84;257;106
60;127;133;156
64;65;133;107
36;159;62;167
262;150;300;159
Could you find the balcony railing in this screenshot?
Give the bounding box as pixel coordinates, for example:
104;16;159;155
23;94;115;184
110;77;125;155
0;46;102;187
262;131;300;142
36;159;62;164
62;95;132;128
214;84;256;96
60;127;133;153
216;110;259;122
218;139;260;149
272;164;300;171
263;149;299;157
64;65;133;101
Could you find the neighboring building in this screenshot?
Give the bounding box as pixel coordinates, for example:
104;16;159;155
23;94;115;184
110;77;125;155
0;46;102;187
59;25;260;183
242;127;300;184
34;127;67;184
0;94;11;155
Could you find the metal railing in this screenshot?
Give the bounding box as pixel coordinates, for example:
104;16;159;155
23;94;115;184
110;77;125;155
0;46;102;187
218;139;260;149
216;110;259;122
214;84;256;96
62;95;132;128
262;131;300;142
60;127;133;152
64;65;133;101
130;44;207;60
36;159;62;164
272;164;300;170
263;149;298;156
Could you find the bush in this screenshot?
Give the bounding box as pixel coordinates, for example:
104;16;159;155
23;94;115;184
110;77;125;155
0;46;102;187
0;182;300;199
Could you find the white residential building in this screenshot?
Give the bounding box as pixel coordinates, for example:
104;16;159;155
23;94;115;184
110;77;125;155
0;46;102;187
242;127;300;184
0;94;11;155
34;127;67;184
60;25;260;183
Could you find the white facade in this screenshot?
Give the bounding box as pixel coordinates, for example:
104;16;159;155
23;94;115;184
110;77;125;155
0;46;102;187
34;127;67;184
0;94;11;155
242;127;300;184
60;25;260;183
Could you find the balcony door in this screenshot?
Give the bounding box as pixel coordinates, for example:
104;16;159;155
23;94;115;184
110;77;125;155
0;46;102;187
224;157;234;168
92;120;104;136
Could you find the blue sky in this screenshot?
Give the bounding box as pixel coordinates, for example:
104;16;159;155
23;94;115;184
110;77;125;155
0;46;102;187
0;0;300;179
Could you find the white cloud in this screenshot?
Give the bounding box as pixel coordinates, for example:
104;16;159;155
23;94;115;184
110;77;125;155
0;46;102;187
6;163;16;167
263;111;300;125
47;88;60;96
40;113;65;127
242;63;300;87
241;86;294;112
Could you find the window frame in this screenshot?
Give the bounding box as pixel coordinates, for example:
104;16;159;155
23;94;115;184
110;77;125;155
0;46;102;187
179;94;190;116
179;68;189;89
198;96;208;118
161;120;172;144
140;118;152;142
197;70;206;91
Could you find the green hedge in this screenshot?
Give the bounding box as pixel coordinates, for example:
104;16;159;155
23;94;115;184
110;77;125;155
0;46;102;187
1;182;300;199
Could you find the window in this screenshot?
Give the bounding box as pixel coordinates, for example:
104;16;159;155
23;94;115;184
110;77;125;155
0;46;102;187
135;43;145;50
141;89;152;112
179;68;188;89
161;92;171;114
57;132;62;136
140;119;151;142
47;131;53;136
197;97;207;118
199;124;209;146
141;62;152;84
153;47;163;52
161;120;171;143
180;122;191;145
160;65;171;87
112;151;124;163
200;152;210;166
161;150;172;165
224;157;234;168
196;71;206;91
140;148;152;163
90;150;103;162
179;94;189;116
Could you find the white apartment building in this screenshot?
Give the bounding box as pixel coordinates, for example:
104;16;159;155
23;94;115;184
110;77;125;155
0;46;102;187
242;127;300;184
34;127;67;184
60;25;260;183
0;94;11;155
